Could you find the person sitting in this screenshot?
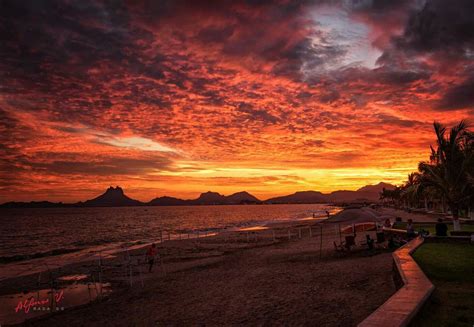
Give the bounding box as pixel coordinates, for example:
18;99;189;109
435;218;448;236
383;218;392;228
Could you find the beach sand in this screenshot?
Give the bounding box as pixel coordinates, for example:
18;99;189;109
1;206;433;326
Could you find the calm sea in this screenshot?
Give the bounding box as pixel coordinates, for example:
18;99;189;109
0;204;339;261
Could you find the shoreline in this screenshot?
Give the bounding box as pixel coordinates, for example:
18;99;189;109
0;206;439;326
0;205;439;282
0;205;342;270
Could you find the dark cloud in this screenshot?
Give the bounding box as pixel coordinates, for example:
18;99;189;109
375;114;422;128
372;67;431;85
436;77;474;111
343;0;412;12
236;102;281;124
318;89;341;103
197;25;235;44
333;65;430;88
396;0;474;54
33;156;173;176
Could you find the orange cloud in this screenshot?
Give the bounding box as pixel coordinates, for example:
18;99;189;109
0;0;472;202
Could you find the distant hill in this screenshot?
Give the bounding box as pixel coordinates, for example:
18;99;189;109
266;182;396;204
82;186;143;207
264;191;325;204
148;196;188;206
0;182;396;208
225;191;260;204
147;191;261;206
193;191;227;205
356;182;395;193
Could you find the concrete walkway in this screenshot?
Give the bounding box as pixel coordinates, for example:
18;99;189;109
358;237;434;327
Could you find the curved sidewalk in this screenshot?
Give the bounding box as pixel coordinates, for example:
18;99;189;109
358;237;434;327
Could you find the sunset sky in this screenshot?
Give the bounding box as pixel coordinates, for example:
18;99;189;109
1;0;473;202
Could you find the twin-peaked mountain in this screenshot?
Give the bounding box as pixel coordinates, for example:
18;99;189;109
149;191;260;206
1;183;394;208
82;186;143;207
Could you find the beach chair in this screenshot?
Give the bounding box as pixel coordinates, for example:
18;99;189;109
333;241;345;252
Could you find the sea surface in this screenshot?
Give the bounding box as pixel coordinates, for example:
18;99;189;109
0;204;340;262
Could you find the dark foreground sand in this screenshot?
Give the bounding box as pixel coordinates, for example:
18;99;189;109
0;207;415;326
11;232;395;325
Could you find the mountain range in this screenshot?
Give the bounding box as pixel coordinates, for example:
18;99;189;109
0;182;395;208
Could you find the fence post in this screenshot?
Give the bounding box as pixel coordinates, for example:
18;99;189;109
319;225;323;259
98;251;103;298
129;262;133;287
338;223;342;243
138;258;144;287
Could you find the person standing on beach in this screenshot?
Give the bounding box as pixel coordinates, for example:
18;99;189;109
146;243;158;273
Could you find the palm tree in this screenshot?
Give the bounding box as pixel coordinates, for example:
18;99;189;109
380;187;402;207
401;172;421;208
418;120;473;230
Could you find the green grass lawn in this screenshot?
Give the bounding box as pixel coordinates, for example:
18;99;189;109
411;243;474;327
392;222;474;236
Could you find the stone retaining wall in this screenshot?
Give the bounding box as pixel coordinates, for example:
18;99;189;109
358;237;434;327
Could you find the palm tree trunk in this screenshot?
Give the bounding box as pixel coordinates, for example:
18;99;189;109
450;203;461;231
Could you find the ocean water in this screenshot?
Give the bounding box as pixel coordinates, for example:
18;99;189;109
0;204;340;261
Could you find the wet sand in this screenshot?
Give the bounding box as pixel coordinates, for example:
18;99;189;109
0;206;429;326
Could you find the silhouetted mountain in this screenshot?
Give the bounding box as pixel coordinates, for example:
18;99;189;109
148;196;188;206
0;182;396;208
82;186;143;207
193;191;227;205
356;182;394;193
265;191;325;204
325;182;396;202
266;182;396;204
147;191;261;206
225;191;261;204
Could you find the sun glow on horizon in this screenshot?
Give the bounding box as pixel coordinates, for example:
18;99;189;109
0;1;472;203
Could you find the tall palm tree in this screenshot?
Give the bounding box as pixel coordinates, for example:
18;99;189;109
418;120;473;229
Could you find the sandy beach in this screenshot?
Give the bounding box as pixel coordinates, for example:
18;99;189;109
1;207;437;326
